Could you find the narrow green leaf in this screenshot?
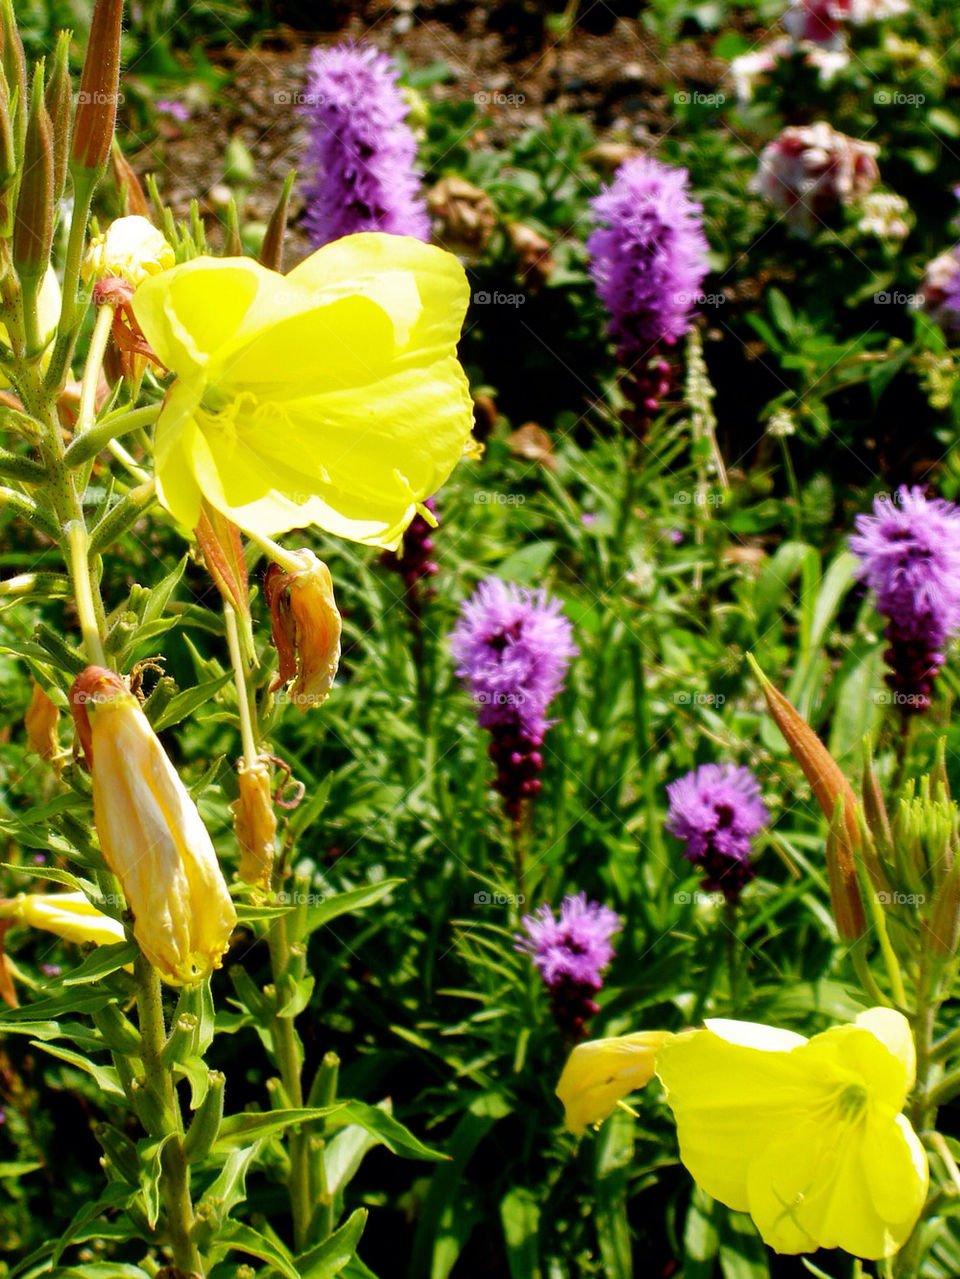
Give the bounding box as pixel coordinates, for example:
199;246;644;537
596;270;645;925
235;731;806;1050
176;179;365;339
294;1207;367;1278
303;880;404;938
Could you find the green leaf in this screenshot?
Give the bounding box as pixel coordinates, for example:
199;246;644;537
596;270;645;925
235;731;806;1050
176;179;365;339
216;1221;301;1279
293;1208;367;1278
0;1160;42;1177
303;880;404;938
150;670;233;731
139;554;188;623
138;1134;174;1228
194;1145;260;1246
29;1041;125;1098
60;942;137;986
327;1101;445;1162
0;863;99;895
500;1188;541;1279
0;987;115;1023
214;1105;346;1152
53;1266;151;1278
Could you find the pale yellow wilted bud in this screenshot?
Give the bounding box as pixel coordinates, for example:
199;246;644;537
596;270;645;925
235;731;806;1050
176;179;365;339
264;550;342;712
1;891;126;947
24;681;60;762
232;754;277;890
70;666;237;985
81;214;175;287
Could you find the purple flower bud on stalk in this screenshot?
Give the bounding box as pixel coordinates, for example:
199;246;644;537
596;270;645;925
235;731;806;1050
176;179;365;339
516;893;622;1038
587;155;710;427
450;578;577;820
301;42;430;248
665;763;769;902
380;496;439;592
851;487;960;714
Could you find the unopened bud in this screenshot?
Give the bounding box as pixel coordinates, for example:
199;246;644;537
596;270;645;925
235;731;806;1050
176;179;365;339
45;30;72;201
111;139;149;218
13;63;54;288
69;665;237;985
0;890;125;947
24;681;59;762
183;1070;225;1162
81;215;175;287
0;0;27;154
71;0;123;178
264;550;341;712
748;655;865;940
232;755;277;890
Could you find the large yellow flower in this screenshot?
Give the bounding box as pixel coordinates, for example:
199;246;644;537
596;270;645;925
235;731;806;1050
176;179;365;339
130;233;474;550
1;891;126;947
557;1008;928;1261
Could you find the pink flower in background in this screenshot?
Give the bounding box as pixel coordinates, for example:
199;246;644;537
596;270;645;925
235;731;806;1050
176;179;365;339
784;0;908;45
752;122;879;234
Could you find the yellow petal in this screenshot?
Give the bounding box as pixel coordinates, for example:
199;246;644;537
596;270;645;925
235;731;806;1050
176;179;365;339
746;1111;926;1259
132;256;267;381
9;891;126;947
656;1027;817;1212
796;1023;911;1115
556;1031;672;1136
703;1018;807;1052
855;1007;916;1092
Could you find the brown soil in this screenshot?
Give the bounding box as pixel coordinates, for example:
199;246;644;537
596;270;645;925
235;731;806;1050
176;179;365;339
122;2;728;260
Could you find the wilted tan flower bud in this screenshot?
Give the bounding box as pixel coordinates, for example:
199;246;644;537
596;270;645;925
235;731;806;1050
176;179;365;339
264;551;341;712
427;176;497;260
232;755;277;891
70;666;237;985
506;222;554;290
82;215;175;288
24;681;60;762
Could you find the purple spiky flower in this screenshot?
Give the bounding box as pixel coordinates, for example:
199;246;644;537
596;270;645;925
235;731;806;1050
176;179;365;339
301;42;430;247
450;579;577;820
516;892;621;1038
665;763;769;902
851;487;960;713
587;155;710;428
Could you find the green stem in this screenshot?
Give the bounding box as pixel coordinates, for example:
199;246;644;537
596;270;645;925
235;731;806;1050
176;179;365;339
134;957;203;1276
224;601;258;769
266;911;311;1253
63;403;161;468
246;528;306;576
65;519;106;665
44;169;97;397
75;303;115;438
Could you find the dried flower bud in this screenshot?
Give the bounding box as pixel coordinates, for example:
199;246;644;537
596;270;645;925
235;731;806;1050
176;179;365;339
13;63;54;288
45;30;72;201
24;681;59;762
71;0;123;178
232;755;277;890
506;222;555;290
427;176;497;260
264;550;342;712
81;215;175;287
69;665;237;985
111;140;150;218
749;656;866;940
0;890;126;947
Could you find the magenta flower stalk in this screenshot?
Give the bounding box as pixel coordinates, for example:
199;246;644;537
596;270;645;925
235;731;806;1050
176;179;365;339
665;763;769;902
301;42;430;248
516;893;621;1038
587;155;710;428
450;579;577;821
851;487;960;714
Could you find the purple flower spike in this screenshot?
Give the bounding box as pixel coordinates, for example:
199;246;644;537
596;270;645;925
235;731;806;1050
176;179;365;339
587;155;710;424
516;892;621;1038
851;486;960;714
666;763;769;902
450;579;577;819
301;42;430;247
